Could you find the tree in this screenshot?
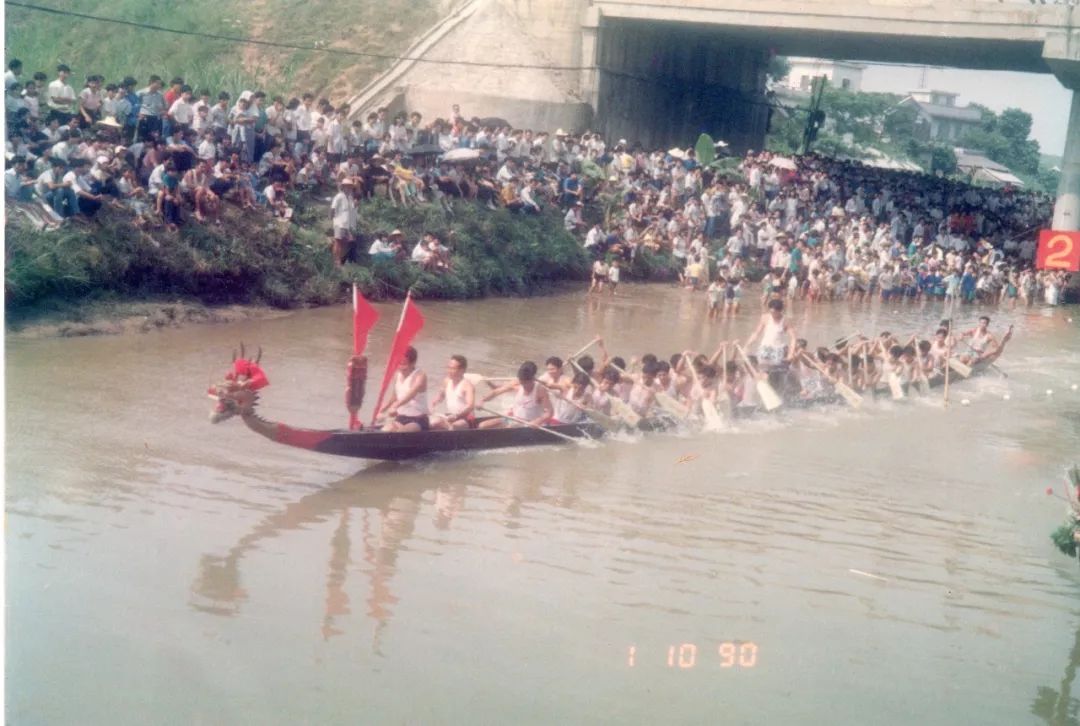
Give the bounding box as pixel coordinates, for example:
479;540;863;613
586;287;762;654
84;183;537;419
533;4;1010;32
998;108;1033;143
767;56;792;84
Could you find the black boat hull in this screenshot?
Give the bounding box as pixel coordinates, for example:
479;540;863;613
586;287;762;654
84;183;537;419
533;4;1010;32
269;419;607;461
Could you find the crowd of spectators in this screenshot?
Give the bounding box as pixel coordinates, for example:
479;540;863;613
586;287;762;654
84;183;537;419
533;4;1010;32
3;57;1072;304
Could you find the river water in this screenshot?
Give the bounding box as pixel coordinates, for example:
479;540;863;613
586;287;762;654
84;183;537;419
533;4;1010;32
7;285;1080;725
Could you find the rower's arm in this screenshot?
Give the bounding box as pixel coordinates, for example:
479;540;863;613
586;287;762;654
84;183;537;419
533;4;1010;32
534;386;554;426
596;338;611;370
744;317;765;348
480;382;515;403
378;388;399;414
706;343;727;368
429;383;447;409
459;381;476;417
395;371;427;408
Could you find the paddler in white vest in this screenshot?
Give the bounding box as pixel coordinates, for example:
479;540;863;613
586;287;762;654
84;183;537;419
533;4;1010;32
378;345;430;432
478;360;554;429
539;356;576;424
744;298;797;370
959;315;996;365
429;354;476;430
627;360;658;417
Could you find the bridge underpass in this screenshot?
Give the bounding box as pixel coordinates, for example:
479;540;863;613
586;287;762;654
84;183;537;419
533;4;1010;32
581;1;1080;230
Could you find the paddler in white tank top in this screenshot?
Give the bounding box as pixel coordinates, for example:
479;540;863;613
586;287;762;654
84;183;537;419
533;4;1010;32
960;315;996;364
378;345;430;432
429;354;476;430
745;298;797;370
539;356;576;424
627;361;658;417
557;372;593;425
478;360;554;429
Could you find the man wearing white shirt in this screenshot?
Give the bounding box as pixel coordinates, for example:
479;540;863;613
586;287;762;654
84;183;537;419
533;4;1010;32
584;223;604;250
37;158;78;216
330;179;358;265
46;64;76;123
5;59;22;91
167;87;195;131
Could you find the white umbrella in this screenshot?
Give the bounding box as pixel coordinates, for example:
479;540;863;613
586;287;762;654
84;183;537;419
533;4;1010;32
769;156;797;171
667;148;687;160
441;148;481;162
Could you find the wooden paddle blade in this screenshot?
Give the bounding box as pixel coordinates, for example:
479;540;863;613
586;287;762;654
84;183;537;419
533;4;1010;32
608;396;642;427
701;400;724;431
835;381;864;409
948;359;972;378
888;374;905;400
654;390;685;418
757;380;783;411
716;390;734;418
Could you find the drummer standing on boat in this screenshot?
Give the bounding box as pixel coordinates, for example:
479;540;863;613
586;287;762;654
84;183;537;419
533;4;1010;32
378;346;430;432
744;299;798;370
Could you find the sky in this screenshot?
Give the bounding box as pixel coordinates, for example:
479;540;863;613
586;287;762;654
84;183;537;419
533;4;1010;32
858;64;1070;159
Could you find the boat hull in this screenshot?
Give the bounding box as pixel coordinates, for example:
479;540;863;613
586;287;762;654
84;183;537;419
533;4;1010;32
256;361;993;461
270;419;607;461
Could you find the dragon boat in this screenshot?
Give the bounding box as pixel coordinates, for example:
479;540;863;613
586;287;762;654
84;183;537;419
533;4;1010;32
207;346;995;462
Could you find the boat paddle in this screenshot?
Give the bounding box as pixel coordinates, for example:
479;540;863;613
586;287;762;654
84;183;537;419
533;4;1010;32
475;406;587;444
961;340;1006;378
801;353;863;409
546;386;621;432
567;357;642;428
567;336;601;365
734;344;782;412
682;353;724;431
609;361;684;419
947;355;972;378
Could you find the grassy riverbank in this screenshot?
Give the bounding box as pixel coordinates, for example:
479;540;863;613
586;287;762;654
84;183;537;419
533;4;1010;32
5;191;681;336
5;0;443;100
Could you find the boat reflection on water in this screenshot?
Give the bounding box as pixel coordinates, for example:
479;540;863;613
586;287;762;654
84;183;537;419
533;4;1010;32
189;470;442;647
1031;619;1080;725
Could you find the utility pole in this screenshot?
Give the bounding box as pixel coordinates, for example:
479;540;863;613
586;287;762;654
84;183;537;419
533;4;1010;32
801;75;827;154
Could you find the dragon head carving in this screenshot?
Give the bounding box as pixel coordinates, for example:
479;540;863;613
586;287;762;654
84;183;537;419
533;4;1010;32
208;343;269;423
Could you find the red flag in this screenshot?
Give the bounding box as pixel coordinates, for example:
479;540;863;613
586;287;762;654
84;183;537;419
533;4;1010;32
352;284;380;355
370;293;425;426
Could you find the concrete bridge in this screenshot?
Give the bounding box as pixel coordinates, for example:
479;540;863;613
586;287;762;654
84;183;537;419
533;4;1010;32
361;0;1080;230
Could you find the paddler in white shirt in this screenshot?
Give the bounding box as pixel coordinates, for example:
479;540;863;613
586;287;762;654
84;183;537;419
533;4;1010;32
478;361;554;429
378;346;430;432
538;356;576;424
429;354;476;430
744;298;797;371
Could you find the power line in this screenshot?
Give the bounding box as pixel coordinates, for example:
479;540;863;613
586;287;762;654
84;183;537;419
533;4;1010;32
4;0;593;72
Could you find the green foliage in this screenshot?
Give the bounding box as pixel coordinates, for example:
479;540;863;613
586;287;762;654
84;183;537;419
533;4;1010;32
5;193;593;315
695;134;716;167
4;0;438;98
766;108;804;155
1051;524;1078;559
930;146;958;176
959;107;1041;177
767;56;791;84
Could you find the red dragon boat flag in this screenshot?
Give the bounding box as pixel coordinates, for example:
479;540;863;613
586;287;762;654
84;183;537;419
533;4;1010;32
369;291;425;427
347;284;381;430
352;284;379;354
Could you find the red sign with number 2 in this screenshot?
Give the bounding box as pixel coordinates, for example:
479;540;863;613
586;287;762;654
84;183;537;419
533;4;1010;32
1037;230;1080;271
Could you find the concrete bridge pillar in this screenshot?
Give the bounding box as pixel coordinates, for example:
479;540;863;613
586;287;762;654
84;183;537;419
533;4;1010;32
1054;92;1080;231
1044;30;1080;231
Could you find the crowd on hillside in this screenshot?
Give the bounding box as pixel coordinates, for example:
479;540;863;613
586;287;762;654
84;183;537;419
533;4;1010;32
3;58;1072;304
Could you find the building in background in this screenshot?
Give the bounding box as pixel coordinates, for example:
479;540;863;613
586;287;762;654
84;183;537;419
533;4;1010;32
900;89;983;142
953;147;1024;187
782;58;866;93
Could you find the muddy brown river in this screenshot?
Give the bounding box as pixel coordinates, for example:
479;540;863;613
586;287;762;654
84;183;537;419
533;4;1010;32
7;285;1080;725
